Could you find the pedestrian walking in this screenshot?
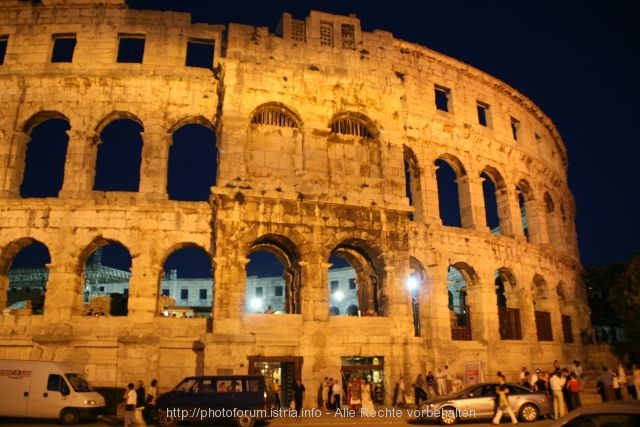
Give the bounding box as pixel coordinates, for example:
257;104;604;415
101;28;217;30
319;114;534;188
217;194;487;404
491;374;518;425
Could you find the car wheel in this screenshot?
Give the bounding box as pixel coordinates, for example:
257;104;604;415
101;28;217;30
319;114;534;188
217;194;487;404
519;403;539;422
60;408;79;425
158;409;178;427
439;406;458;425
236;414;256;427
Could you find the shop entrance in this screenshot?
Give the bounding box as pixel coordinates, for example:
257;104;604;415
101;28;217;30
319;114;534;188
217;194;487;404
341;356;385;404
248;356;302;408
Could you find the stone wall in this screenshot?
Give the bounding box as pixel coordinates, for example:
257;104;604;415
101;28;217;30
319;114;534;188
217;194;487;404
0;0;588;406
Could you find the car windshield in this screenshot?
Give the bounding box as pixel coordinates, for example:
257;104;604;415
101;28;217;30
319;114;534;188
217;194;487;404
65;373;92;392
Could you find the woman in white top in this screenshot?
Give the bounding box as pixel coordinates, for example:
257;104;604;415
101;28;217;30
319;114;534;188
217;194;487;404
360;380;375;416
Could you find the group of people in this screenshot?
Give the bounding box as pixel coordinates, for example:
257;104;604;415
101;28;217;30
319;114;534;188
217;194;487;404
122;379;159;427
395;366;455;408
596;362;640;402
315;375;377;414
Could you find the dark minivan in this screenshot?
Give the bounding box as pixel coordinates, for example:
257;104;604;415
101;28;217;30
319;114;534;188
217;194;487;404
156;375;276;427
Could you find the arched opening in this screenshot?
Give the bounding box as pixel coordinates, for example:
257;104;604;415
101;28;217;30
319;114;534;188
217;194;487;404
328;254;357;316
516;180;534;242
328;112;381;181
544;191;563;247
20;117;70;198
435;156;464;227
533;274;553;341
408;257;426;337
447;263;474;340
403;146;423;222
495;268;522;340
83;243;132;316
245;235;299;314
94;118;143;192
161;246;213;317
329;239;384;317
168;123;217;201
5;240;50;314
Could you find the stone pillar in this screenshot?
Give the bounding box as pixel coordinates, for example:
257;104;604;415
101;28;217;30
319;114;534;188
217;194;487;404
524;198;548;244
42;255;83;322
462;272;492;343
496;187;523;238
458;174;489;231
385;264;416;340
211;254;247;334
424;265;451;342
0;130;29;197
59;129;98;198
424;163;442;224
127;261;162;323
302;260;329;321
138;130;169;199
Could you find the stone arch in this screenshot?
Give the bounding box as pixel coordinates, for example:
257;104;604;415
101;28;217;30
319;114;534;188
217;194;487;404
159;243;213;316
168;120;217;201
329;237;386;316
168;115;216;134
495;267;523;340
544;191;563;247
79;238;133;316
246;234;302;314
447;262;476;340
532;273;552;309
329;111;379;138
480;165;507;233
21;110;70;135
249;102;302;129
0;237;51;314
403;145;424;222
93;113;144;192
532;274;554;341
435;154;467;227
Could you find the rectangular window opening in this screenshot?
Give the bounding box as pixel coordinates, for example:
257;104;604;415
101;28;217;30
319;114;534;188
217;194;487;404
435;85;451;112
0;35;8;65
180;288;188;300
477;101;491;127
255;287;263;298
511;117;520;141
199;289;207;300
341;24;355;49
117;34;145;63
349;278;356;290
274;285;283;297
51;34;76;63
320;21;333;47
186;38;215;69
330;280;339;292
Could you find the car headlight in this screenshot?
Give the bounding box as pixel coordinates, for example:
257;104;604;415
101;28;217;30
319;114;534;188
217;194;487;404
83;399;97;405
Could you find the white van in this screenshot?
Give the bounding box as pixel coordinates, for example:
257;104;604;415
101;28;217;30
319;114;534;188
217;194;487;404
0;360;106;425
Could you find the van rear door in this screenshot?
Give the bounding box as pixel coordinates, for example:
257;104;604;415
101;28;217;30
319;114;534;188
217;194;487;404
0;367;32;417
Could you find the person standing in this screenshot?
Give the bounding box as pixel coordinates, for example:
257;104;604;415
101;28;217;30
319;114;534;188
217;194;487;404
273;379;281;408
123;383;137;427
598;367;615;402
135;380;146;409
293;378;305;415
143;378;158;424
435;368;446;396
632;364;640;399
332;378;343;410
491;374;518;425
617;363;628;399
549;369;566;419
567;373;581;411
414;373;427;405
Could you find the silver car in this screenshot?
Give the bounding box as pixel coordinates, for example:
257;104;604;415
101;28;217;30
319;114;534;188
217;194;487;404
545;399;640;427
414;382;551;425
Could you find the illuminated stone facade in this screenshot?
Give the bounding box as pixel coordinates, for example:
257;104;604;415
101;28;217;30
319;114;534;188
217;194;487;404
0;0;588;405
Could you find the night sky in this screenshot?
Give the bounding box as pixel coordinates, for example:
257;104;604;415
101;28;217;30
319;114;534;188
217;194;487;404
13;1;638;271
130;0;638;268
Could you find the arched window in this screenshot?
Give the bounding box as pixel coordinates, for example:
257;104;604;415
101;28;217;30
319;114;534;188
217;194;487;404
435;155;466;227
161;246;213;317
94;117;143;192
250;103;300;128
404;146;423;222
83;242;132;316
5;240;50;315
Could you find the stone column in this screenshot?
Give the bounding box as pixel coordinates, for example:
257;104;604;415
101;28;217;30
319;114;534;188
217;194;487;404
138;129;169;199
127;260;162;323
0;130;29;197
42;254;83;322
211;254;247;334
458;174;489;231
524;198;549;244
424;265;451;342
496;187;523;238
59;129;98;198
302;260;329;321
423;163;442;224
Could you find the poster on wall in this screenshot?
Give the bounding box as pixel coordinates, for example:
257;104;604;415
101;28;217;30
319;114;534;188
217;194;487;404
463;362;483;384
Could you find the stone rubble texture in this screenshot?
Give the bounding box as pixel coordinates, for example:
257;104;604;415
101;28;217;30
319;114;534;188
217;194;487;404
0;0;589;405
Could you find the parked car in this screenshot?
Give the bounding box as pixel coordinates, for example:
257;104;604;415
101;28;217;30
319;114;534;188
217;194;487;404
155;375;276;427
545;399;640;427
414;382;550;425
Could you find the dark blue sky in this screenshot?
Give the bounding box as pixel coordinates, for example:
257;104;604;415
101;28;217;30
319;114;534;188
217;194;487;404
130;0;638;267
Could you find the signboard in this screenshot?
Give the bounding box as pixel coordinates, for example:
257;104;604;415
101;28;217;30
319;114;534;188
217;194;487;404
463;362;482;384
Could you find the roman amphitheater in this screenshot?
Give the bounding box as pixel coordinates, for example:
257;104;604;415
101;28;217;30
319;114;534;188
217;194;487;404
0;0;590;405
